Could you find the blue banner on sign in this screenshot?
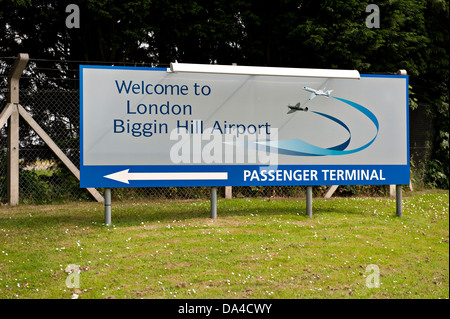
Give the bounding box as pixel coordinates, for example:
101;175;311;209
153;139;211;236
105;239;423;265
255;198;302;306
80;164;410;188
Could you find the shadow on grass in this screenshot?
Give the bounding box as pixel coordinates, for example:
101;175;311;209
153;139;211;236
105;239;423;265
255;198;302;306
0;196;400;230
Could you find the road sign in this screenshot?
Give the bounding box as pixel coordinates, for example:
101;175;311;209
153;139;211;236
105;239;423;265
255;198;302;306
80;65;409;188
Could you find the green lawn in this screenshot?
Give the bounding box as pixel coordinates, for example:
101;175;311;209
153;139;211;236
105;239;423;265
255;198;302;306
0;190;448;299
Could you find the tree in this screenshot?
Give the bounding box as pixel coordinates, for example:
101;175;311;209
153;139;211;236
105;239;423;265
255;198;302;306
1;0;448;188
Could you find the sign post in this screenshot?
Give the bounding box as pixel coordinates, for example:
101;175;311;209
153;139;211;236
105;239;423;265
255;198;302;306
306;186;313;218
396;185;402;217
211;187;217;219
104;188;111;226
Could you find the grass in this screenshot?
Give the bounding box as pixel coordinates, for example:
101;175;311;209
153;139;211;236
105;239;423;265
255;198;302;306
0;190;448;299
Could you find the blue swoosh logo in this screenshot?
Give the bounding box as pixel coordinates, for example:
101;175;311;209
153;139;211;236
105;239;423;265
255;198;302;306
261;97;379;156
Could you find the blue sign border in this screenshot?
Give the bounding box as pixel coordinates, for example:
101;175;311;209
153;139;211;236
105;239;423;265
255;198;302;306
80;66;410;188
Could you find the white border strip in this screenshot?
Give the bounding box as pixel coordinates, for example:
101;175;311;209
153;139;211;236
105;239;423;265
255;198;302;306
170;62;360;79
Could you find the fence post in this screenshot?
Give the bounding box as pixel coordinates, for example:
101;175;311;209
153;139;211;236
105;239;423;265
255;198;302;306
225;186;232;199
324;185;339;198
7;107;19;206
1;53;104;204
17;105;104;202
6;53;29;206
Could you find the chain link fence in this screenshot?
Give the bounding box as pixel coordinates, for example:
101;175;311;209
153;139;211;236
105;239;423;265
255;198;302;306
1;61;392;205
0;85;391;204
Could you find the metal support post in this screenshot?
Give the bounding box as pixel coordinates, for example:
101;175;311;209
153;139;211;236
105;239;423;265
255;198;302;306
306;186;313;218
396;185;402;217
211;187;217;219
104;188;112;226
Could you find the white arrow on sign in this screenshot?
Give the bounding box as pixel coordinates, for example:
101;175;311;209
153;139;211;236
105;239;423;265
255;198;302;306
104;169;228;184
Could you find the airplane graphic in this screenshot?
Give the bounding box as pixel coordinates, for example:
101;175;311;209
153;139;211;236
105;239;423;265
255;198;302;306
286;85;334;114
303;86;333;101
287;102;308;114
